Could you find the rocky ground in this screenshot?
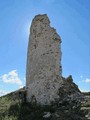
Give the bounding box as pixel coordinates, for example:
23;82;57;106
80;92;90;120
0;76;90;120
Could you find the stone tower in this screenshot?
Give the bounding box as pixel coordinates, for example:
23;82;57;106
26;14;62;105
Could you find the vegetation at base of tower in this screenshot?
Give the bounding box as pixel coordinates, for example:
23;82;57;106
0;88;90;120
0;93;53;120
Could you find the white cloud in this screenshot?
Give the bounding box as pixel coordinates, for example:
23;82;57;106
0;90;9;96
19;85;24;89
79;88;90;92
0;70;23;86
83;78;90;83
79;78;90;83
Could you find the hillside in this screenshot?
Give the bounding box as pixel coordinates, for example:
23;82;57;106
0;77;90;120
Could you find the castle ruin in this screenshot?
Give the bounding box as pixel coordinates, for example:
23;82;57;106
26;14;62;105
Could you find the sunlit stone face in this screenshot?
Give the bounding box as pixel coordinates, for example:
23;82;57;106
26;14;62;105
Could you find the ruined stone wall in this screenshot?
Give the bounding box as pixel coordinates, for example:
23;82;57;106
26;14;62;105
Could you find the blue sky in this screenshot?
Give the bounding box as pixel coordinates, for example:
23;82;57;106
0;0;90;96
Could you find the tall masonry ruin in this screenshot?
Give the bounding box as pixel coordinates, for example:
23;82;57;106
26;14;62;105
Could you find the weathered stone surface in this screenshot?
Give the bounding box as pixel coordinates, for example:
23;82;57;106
26;14;62;105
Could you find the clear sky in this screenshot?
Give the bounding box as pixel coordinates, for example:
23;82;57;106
0;0;90;96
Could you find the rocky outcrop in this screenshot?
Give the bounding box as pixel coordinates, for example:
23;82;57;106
0;89;90;120
26;14;87;108
26;14;62;105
